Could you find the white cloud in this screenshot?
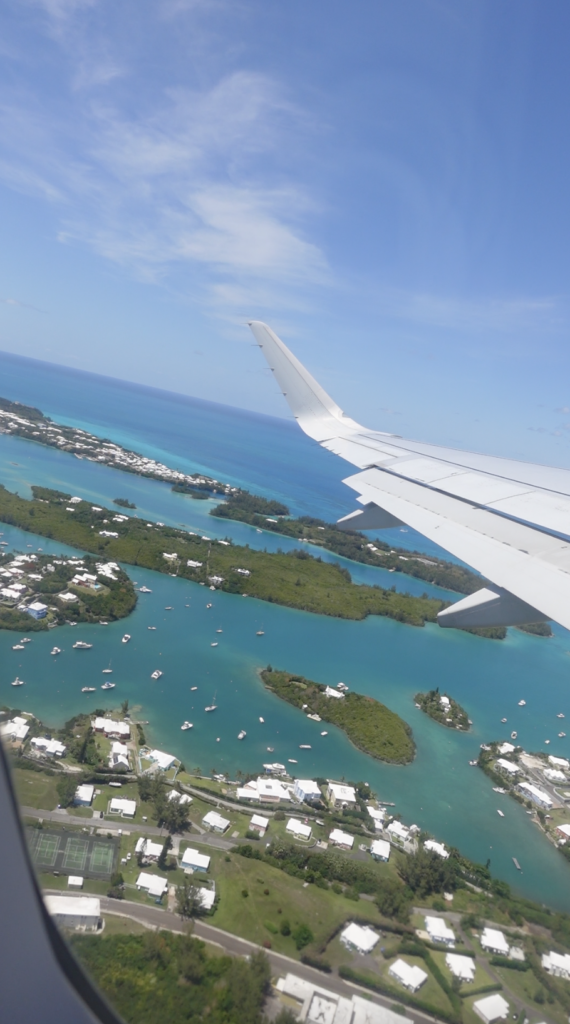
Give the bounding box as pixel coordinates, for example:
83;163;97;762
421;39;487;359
374;286;561;336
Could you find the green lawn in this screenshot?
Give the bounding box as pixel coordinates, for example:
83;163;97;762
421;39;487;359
12;767;60;810
92;782;157;825
492;965;569;1024
102;914;149;936
430;949;493;993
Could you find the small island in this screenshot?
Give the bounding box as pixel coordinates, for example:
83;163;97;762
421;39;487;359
261;667;415;764
414;688;470;730
113;498;137;509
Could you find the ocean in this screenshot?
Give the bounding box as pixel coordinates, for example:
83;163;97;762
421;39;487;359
1;348;569;911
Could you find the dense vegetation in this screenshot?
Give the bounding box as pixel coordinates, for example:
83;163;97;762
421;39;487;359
70;932;272;1024
0;484;450;628
138;775;191;833
0;551;136;631
113;497;137;509
414;688;470;730
261;668;415;764
211;489;289;519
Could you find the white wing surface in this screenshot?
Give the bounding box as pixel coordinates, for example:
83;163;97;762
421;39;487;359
249;320;570;631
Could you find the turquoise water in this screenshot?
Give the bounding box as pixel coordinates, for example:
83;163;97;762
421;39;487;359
1;349;570;910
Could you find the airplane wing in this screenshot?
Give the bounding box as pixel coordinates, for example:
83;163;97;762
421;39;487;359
249;320;570;631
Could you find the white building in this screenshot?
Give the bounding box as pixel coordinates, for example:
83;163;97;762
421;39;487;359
543;769;566;782
327;782;357;808
445;953;475;982
294;779;322;803
249;814;269;835
324;686;344;699
386;821;410;843
424;839;449;859
497;742;515;755
388;959;427;992
329;829;354;850
473;994;509;1024
237;782;260;801
136;872;168;898
275;972;413;1024
480;928;509;956
542;951;570;979
31;736;66;757
0;716;30;741
340;923;379;955
256;777;290;803
109;797;136;817
556;823;570;840
286;818;312;840
425;916;455;947
495;758;520;776
146;749;176;770
370;839;390;862
367;806;386;831
548;755;569;769
74;784;95;806
196;887;216;911
167;790;192;805
181;847;211;872
202;810;230;833
93;717;130;739
44;895;100;931
135;838;163;860
517;781;553;809
68;876;84;889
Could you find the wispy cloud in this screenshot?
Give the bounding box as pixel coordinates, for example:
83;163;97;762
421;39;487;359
376;287;561;336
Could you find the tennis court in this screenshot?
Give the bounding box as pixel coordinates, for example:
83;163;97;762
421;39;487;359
89;844;115;875
33;833;60;867
62;837;89;872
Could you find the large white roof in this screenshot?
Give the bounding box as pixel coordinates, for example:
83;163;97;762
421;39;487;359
340;923;379;954
181;847;211;870
329;829;354;848
136;872;168;896
44;895;100;918
473;994;509;1023
286;818;312;839
389;958;427;991
445;954;475;981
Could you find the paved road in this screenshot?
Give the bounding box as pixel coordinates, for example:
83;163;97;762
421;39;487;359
21;805;235;851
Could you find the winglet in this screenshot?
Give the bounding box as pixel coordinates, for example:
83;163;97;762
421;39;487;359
248;321;362;442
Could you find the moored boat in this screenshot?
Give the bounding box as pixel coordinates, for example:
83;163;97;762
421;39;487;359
256;630;264;636
211;642;218;647
205;705;217;712
101;682;115;690
12;644;25;650
181;721;193;730
121;634;131;643
320;731;328;736
11;677;24;687
237;730;246;740
299;744;311;749
518;699;526;706
50;647;61;655
497;809;505;817
559;732;566;738
259;716;264;723
139;586;152;593
151;670;163;680
511;731;518;740
82;686;96;693
73;641;92;649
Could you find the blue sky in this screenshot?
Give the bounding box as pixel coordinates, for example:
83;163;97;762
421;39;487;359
2;0;570;465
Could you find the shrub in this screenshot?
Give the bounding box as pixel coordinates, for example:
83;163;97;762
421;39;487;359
292;924;314;950
242;889;249;898
280;919;291;936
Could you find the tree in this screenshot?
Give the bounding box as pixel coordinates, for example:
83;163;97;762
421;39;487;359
57;775;78;808
398;848;457;899
158;834;172;870
375;878;412;922
292;923;314;950
156;796;190;834
175;878;204;919
120;699;129;715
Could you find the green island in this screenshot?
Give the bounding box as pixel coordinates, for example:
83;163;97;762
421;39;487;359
0;484;449;628
0;551;136;631
261;667;415;764
113;497;137;509
414;689;470;731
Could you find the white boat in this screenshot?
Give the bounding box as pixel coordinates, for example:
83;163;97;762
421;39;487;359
206;603;212;609
12;644;25;650
288;758;298;763
151;670;163;680
216;629;223;633
545;739;550;744
256;528;262;533
307;713;321;722
558;713;565;719
559;732;566;738
493;787;506;793
511;731;518;740
299;744;311;750
73;641;92;649
320;731;328;736
121;634;131;644
211;642;218;647
238;730;246;740
139;586;152;593
501;717;507;723
101;682;115;690
497;809;505;817
148;626;157;630
190;686;198;691
82;686;96;693
259;716;265;723
205;705;217;712
266;746;274;753
165;606;173;610
256;630;264;636
469;759;478;766
50;647;61;656
21;638;31;644
518;700;526;706
181;721;193;730
11;677;24;687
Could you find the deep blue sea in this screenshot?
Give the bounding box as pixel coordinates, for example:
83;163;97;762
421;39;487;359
1;349;570;911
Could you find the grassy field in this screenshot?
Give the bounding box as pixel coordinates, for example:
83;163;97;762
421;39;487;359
0;484;445;628
12;767;61;810
261;668;415;764
429;949;493;993
102;914;149;936
491;965;568;1024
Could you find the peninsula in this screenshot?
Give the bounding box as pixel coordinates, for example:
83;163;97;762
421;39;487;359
414;689;470;730
260;667;415;764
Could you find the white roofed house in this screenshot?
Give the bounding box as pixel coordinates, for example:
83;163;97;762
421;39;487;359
445;954;475;982
495;758;520;777
44;895;100;932
543;768;566;782
286;818;312;840
167;789;192;805
181;848;211;872
517;781;553;809
480;928;509;956
31;736;66;757
326;782;357;808
340;923;379;955
324;685;344;699
74;784;94;807
108;740;130;771
135;838;163;861
548;755;569;770
256;777;290;803
0;716;30;741
555;823;570;841
388;959;428;992
542;950;570;979
370;839;390;862
249;814;269;836
425;916;455;947
202;810;230;833
109;797;136;817
329;829;354;850
294;779;322;804
136;872;168;898
146;748;176;771
472;994;510;1024
366;805;385;832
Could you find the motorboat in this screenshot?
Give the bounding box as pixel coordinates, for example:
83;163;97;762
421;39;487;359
151;670;163;680
12;644;25;651
206;603;212;609
237;730;246;740
259;717;265;723
216;737;220;742
121;634;131;643
148;626;157;630
165;606;173;610
256;630;264;636
320;731;328;736
558;713;565;719
181;721;193;730
101;682;115;690
497;809;505;817
211;642;218;647
545;739;551;745
73;641;92;649
559;732;566;738
518;700;526;707
216;629;223;633
492;787;506;793
510;731;518;740
205;705;217;712
501;718;507;723
50;647;61;656
20;638;31;644
469;759;478;765
307;713;321;722
299;744;311;750
81;686;96;693
288;759;298;764
266;746;274;753
139;586;152;593
190;686;198;691
11;677;24;687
